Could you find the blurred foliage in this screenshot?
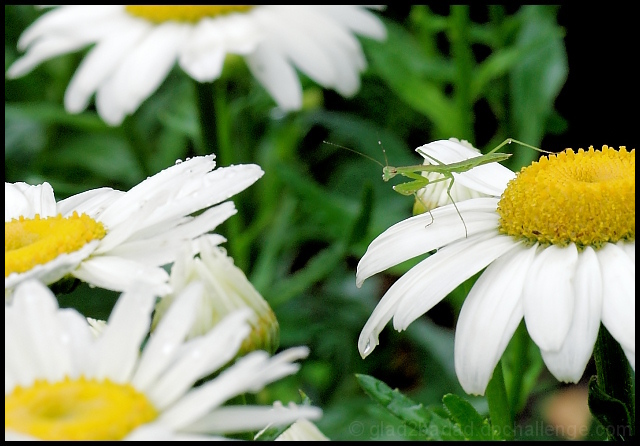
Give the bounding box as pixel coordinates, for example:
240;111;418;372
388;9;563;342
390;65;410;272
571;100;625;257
5;5;607;440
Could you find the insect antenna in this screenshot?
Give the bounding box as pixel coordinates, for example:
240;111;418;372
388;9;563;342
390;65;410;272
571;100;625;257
322;140;384;168
378;140;391;170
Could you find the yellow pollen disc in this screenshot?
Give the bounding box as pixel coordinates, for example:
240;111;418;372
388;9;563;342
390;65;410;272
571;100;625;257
497;146;635;248
5;212;106;277
5;377;158;440
125;5;255;23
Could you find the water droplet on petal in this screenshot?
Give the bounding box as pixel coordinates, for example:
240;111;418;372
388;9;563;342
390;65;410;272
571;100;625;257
175;159;183;165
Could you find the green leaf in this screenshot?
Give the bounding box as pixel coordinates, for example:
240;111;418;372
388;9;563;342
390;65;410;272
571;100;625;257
266;243;347;308
502;322;544;415
362;20;459;137
274;160;355;227
471;45;533;101
587;376;634;441
5;102;110;132
510;5;568;160
345;182;374;247
249;195;298;293
588;325;635;441
4;104;47;160
43;133;144;187
485;360;514;440
356;374;466;440
442;393;493;440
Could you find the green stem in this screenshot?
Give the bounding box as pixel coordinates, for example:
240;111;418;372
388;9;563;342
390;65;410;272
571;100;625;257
194;80;217;156
449;5;474;142
486;360;514;440
194;79;246;270
589;324;635;440
507;322;528;413
122;117;152;178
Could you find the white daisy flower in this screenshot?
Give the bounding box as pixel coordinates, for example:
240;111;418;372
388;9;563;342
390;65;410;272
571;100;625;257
7;5;387;125
86;317;107;337
275;418;330;441
357;141;635;395
5;155;263;297
5;279;320;440
152;235;279;355
412;138;514;215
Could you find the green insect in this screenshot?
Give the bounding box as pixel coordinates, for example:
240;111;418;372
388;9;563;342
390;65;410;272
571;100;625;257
386;138;555;236
328;138;550;237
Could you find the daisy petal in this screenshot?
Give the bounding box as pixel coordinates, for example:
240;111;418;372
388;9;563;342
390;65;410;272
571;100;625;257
393;233;519;331
275;418;330;441
314;5;387;40
11;281;73;383
57;187;123;218
599;242;635;356
356;197;499;287
96;22;190;125
245;41;302;110
454;243;537;395
132;282;202;391
7;36;90;78
5;301;40;389
540;246;603;383
96;155;216;228
105;204;234;266
523;244;578;351
183;403;322;435
618;240;635;264
56;309;95;379
15;6;120;50
65;19;149;113
623;348;635;370
146;309;253;409
72;255;171;295
92;285;156;382
178;19;227;82
126;424;226;441
5;182;56;221
358;231;516;358
157;347;308;430
253;8;337;88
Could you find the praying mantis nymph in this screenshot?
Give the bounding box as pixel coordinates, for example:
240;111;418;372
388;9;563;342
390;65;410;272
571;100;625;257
326;138;551;237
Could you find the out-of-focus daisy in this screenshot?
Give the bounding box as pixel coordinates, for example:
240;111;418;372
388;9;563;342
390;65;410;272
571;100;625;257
152;235;279;355
7;5;387;125
275;418;330;441
5;155;263;297
86;317;107;337
357;140;635;395
5;279;320;440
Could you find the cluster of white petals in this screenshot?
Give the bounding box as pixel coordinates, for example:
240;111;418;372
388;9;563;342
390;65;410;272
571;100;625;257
5;156;263;296
8;5;386;125
5;279;320;440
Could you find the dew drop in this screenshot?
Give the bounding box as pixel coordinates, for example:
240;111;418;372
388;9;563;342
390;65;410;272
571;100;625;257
175;159;183;165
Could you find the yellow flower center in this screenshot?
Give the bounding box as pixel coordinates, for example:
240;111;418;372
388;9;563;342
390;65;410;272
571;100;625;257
497;146;635;248
5;213;106;277
5;377;158;440
125;5;255;23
